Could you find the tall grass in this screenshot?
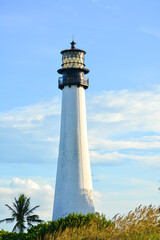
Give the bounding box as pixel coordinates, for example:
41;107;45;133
1;205;159;239
40;205;160;240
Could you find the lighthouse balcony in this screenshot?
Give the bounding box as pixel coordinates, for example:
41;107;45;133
58;76;89;90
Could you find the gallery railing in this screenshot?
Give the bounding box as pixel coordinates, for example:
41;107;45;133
58;76;89;89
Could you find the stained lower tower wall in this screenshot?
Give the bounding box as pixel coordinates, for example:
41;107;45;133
53;85;95;220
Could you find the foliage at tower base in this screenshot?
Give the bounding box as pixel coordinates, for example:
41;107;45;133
0;205;160;240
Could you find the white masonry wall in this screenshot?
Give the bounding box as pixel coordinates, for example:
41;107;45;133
53;85;95;220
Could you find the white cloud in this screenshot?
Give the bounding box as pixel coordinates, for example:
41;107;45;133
87;87;160;132
10;178;41;190
0;178;54;225
0;97;61;129
140;27;160;39
89;136;160;151
0;174;159;232
94;177;159;218
90;150;160;167
130;154;160;166
0;86;160;167
42;137;59;142
86;87;160;167
142;135;160;141
90;150;126;164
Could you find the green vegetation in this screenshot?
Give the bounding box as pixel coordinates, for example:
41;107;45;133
0;194;43;233
0;205;160;239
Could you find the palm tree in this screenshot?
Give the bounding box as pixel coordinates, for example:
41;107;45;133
0;194;43;232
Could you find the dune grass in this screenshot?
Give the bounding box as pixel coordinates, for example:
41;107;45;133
39;205;160;240
1;205;160;239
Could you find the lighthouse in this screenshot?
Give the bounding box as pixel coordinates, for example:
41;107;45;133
53;41;95;220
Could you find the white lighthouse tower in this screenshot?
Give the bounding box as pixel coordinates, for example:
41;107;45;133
53;41;95;220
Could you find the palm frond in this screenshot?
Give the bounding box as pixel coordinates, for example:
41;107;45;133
13;202;18;212
27;215;43;223
16;220;26;233
27;222;33;228
5;204;17;215
26;205;40;216
3;217;15;223
27;214;39;219
28;219;43;223
12;222;19;232
23;198;30;215
19;223;26;232
0;219;6;223
0;218;14;223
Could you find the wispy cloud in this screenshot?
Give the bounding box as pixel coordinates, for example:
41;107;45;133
86;86;160;167
0;98;61;129
0;86;160;167
139;27;160;39
0;172;159;231
90;150;160;167
89;136;160;151
90;151;127;165
0;178;54;226
94;176;159;218
87;87;160;132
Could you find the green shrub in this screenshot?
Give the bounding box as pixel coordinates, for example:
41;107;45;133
1;206;160;240
28;212;112;239
0;229;36;240
0;213;112;240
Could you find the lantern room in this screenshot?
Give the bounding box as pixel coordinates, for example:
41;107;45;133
62;50;85;69
57;41;89;90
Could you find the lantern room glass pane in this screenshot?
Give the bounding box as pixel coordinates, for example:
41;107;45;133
62;51;85;69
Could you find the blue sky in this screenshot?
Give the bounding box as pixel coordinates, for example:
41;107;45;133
1;0;160;231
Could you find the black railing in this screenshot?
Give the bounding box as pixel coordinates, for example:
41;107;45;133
58;76;89;90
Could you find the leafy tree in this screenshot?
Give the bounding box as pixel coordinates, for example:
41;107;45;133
0;194;43;232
